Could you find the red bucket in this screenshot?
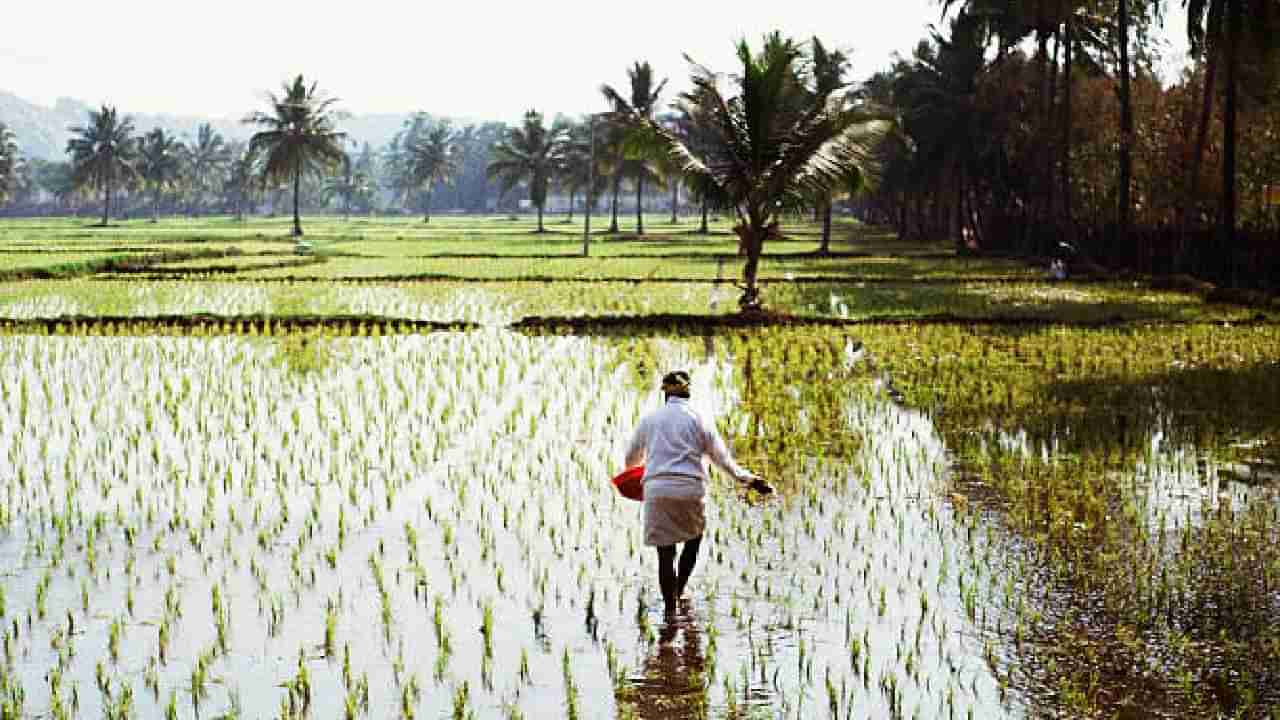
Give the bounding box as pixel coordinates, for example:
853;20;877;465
611;465;644;501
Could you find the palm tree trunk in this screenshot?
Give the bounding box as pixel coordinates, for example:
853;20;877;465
102;178;111;226
292;168;303;237
609;174;620;232
537;201;545;233
1117;0;1133;253
1187;48;1218;228
1045;28;1060;226
1062;15;1074;240
699;199;709;234
152;190;160;223
740;217;764;312
636;176;644;235
1222;0;1240;284
424;189;432;223
670;180;678;223
568;189;576;222
820;196;833;254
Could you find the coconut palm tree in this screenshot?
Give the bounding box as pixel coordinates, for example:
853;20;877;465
0;122;20;204
405;120;459;223
351;142;379;214
487;110;569;233
137;128;185;221
601;61;668;235
223;143;258;221
321;150;375;220
386;113;431;214
624;33;891;311
184;123;231;216
66;105;140;226
669;99;730;234
243;75;347;236
559;119;608;222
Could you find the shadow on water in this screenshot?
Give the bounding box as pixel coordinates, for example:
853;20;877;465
615;605;710;720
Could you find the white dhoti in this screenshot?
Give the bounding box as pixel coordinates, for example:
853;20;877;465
643;474;706;547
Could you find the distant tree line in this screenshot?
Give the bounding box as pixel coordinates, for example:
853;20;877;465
0;74;724;232
2;5;1277;287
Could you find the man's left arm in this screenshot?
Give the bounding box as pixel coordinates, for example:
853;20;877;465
624;419;647;469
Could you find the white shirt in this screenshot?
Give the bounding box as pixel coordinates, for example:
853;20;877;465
624;397;753;499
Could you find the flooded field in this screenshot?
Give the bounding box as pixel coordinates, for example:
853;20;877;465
0;330;1037;719
1;219;1278;718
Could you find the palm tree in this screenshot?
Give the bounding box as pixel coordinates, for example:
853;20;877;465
321;149;374;220
487;110;569;233
405;120;459;223
66;105;140;226
386;113;430;214
669;99;729;234
351;142;379;214
223;143;258;221
656;114;685;224
243;75;347;236
601;61;668;235
184;123;230;216
137;128;185;221
625;33;890;311
559;119;607;222
0;122;20;204
598;121;628;232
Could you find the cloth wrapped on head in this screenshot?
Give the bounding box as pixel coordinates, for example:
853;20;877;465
661;370;691;398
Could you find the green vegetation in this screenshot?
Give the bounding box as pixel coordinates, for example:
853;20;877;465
0;211;1276;719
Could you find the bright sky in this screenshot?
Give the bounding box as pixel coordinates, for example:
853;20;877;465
1;0;1191;123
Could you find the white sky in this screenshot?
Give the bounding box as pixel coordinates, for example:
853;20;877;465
2;0;1191;123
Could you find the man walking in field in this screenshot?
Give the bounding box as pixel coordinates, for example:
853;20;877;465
624;370;771;614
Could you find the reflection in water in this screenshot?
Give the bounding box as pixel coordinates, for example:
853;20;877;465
616;603;708;720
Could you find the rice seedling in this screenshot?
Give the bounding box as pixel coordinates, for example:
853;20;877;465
0;282;1270;719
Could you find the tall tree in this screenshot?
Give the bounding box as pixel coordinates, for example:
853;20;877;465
1186;0;1276;276
1117;0;1134;252
811;39;855;254
222;143;258;221
385;113;431;214
629;33;891;310
137;128;185;221
66;105;139;226
243;75;347;236
559;119;606;222
405;120;459;223
669;98;729;234
601;61;669;235
184;123;230;216
321;149;374;220
487;110;569;233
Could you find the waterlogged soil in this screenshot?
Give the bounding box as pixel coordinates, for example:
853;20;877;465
0;333;1025;719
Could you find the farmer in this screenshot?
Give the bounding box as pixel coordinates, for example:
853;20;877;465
624;370;772;613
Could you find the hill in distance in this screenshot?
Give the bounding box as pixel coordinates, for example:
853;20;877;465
0;90;449;162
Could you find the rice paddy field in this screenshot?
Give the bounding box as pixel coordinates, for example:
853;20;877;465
1;214;1278;719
